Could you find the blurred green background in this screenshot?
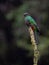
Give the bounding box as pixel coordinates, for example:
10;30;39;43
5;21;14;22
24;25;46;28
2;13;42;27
0;0;49;65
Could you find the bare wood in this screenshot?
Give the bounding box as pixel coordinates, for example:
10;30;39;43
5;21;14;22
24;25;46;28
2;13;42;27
28;27;39;65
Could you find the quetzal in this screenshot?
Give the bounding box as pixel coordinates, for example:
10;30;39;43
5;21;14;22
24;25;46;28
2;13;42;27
24;13;40;45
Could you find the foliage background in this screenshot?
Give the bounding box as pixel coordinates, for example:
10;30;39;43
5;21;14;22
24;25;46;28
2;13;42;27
0;0;49;65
